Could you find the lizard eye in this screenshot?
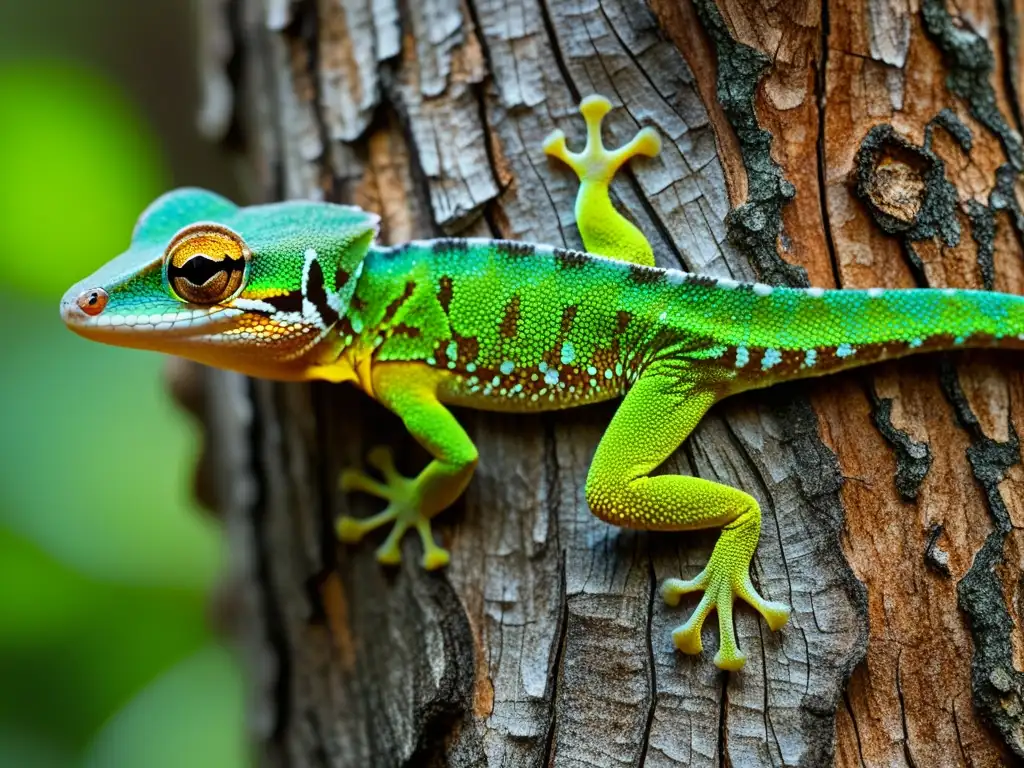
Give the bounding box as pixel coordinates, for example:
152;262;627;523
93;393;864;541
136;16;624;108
164;224;250;305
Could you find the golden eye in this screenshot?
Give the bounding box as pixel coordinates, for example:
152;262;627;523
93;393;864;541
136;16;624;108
164;224;249;305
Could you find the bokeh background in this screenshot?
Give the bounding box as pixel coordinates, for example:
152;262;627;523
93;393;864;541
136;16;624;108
1;2;249;766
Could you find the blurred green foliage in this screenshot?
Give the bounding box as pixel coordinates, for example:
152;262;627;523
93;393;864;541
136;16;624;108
0;54;247;768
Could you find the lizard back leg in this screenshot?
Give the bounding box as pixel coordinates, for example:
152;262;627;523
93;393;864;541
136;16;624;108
543;95;661;266
336;363;478;570
585;361;791;670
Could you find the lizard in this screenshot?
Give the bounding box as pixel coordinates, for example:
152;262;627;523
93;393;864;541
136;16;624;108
61;95;1024;671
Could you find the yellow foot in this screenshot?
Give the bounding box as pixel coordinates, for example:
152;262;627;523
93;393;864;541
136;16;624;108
336;446;451;570
542;95;661;266
661;559;790;672
542;95;661;185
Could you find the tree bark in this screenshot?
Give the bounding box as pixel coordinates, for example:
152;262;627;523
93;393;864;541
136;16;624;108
188;0;1024;764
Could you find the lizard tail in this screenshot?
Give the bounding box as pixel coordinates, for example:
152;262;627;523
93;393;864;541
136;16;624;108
726;285;1024;384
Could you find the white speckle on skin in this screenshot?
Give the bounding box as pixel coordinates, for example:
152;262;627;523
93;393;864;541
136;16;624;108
492;375;501;387
806;287;825;298
544;368;559;385
539;361;548;373
954;336;965;345
605;369;614;379
587;366;597;376
867;288;884;298
615;363;623;377
301;248;318;295
500;360;515;375
909;338;923;348
804;349;818;367
667;271;686;285
735;346;749;368
753;283;774;297
466;362;477;373
659;312;668;322
561;341;575;364
836;343;855;358
761;348;782;370
717;278;740;290
446;340;458;360
351;316;364;333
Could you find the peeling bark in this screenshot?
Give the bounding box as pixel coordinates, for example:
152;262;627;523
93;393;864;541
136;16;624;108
191;0;1024;764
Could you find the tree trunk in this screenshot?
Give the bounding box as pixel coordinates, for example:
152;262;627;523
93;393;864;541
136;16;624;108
188;0;1024;764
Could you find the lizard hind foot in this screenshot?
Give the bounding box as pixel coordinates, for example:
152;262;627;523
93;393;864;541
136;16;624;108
336;446;451;570
541;94;660;266
542;94;661;183
661;539;791;671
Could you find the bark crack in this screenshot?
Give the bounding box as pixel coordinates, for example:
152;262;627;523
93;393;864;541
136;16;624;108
815;0;842;289
637;556;658;766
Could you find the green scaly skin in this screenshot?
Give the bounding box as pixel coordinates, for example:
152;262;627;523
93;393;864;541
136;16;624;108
62;96;1024;670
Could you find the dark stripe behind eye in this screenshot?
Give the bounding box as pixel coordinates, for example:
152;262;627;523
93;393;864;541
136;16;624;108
306;258;340;326
264;291;303;313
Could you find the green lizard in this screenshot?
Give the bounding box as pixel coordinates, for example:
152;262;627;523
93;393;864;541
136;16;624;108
62;95;1024;670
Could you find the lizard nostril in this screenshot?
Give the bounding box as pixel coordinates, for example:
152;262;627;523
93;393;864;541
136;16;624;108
77;288;109;316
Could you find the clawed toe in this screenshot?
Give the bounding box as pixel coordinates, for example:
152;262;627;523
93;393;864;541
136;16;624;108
661;571;707;607
672;621;704;655
335;515;367;543
761;601;791;631
714;648;747;672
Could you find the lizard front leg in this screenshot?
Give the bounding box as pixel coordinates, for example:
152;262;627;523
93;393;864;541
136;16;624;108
585;361;791;670
543;95;661;266
336;363;478;570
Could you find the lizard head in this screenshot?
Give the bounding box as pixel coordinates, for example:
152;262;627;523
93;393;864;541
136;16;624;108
61;188;379;379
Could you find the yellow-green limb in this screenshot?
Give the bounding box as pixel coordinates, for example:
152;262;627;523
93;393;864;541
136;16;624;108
336;364;478;570
583;361;791;670
543;95;661;267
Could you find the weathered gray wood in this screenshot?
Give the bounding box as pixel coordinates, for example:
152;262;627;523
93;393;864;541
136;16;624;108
190;0;1024;765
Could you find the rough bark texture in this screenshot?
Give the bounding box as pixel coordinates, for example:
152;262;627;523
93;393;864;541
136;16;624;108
188;0;1024;764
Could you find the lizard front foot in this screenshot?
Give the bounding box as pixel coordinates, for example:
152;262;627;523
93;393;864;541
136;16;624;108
336;446;451;570
661;516;791;671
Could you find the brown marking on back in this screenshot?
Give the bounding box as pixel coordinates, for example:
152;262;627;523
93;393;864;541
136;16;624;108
496;241;535;259
628;264;665;285
335;267;351;289
560;305;577;336
616;310;632;334
501;295;521;338
382;281;416;324
455;332;480;365
684;273;718;288
391;322;421;339
554;248;590;269
350;295;368;311
438;275;454;313
433;238;470;254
